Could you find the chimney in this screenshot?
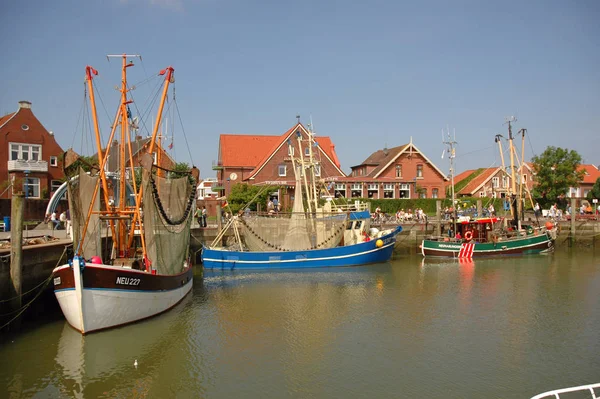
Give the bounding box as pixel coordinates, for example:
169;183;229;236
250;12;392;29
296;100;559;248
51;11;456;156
18;101;32;109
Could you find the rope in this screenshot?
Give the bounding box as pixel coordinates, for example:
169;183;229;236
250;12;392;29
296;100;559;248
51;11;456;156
173;98;195;166
149;174;196;226
0;246;68;331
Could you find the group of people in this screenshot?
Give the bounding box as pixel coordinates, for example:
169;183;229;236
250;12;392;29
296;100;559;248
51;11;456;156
195;206;208;227
45;209;71;234
267;197;281;214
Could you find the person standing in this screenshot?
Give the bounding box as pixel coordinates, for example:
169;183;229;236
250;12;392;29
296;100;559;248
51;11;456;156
195;207;202;227
51;211;60;230
201;206;207;227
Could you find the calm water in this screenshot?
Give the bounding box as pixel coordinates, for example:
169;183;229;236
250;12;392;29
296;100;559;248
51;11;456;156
2;251;600;398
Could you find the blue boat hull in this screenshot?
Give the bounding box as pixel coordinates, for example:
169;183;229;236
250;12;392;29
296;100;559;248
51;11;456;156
202;226;402;270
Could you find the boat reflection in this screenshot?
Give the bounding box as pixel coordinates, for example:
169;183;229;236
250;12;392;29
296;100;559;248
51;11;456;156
53;294;194;398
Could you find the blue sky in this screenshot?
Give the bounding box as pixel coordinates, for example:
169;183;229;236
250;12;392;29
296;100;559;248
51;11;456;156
1;0;598;178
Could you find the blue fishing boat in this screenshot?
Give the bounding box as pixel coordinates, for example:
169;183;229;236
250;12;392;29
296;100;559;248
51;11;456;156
201;127;402;270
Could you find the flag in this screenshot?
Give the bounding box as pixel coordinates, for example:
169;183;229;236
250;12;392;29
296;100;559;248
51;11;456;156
168;141;173;150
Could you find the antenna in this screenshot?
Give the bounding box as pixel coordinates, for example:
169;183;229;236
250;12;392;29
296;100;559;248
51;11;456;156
296;114;301;124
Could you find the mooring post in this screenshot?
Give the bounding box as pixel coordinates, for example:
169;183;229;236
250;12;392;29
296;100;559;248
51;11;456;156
570;198;576;246
436;200;442;237
10;193;25;330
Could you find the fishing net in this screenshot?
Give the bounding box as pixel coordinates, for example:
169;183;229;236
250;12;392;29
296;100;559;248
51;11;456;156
142;170;194;275
69;168;101;260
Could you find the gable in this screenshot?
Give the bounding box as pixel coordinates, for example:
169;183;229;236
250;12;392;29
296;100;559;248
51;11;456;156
372;143;448;180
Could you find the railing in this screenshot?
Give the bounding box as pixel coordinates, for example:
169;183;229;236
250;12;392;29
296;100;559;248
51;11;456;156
530;382;600;399
7;160;48;172
211;161;223;170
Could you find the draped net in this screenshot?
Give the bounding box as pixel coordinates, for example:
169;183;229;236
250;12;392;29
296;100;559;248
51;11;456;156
69;168;101;260
142;170;193;275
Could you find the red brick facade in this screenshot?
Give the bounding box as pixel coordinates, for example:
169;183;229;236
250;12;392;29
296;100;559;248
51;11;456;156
0;101;65;199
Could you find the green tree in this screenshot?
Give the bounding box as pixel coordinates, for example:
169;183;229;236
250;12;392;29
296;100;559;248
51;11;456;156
227;183;281;214
531;146;585;203
587;177;600;201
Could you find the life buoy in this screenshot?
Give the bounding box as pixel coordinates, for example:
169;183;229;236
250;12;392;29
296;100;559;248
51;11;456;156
491;234;498;244
465;231;473;241
527;227;534;235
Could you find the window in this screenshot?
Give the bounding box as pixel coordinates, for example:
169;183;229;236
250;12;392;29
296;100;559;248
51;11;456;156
351;183;362;198
288;146;294;156
152;152;157;165
314;164;321;176
51;180;62;192
502;176;509;188
417;164;423;178
384;184;394;199
21;124;29;131
492;177;500;188
24;177;40;198
368;183;378;190
278;165;286;177
304;147;310;156
419;189;427;199
10;143;43;161
50;156;58;167
479;191;486;197
522;174;527;184
432;188;439;198
395;165;402;178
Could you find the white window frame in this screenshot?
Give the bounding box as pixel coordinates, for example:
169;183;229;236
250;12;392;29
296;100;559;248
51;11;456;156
368;183;378;190
24;177;40;198
50;156;58;167
416;164;423;178
335;183;345;190
432;188;439;198
9;142;42;161
522;174;527;184
492;177;500;188
502;176;509;188
351;183;362;190
395;165;402;178
278;165;286;177
51;180;62;192
288;146;294;156
304;147;310;156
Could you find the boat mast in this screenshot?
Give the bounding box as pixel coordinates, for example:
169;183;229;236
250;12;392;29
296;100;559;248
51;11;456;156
84;66;117;243
518;128;526;222
296;128;314;214
505;116;519;228
443;128;457;237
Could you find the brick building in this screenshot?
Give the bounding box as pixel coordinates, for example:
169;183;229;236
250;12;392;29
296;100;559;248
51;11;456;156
0;101;65;199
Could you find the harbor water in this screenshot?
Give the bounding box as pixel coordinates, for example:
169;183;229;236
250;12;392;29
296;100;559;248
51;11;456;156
2;251;599;398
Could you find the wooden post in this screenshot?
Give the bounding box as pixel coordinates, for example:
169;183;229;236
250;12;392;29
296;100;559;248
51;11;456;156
216;204;222;232
435;200;441;237
477;200;482;218
570;198;576;246
10;193;25;330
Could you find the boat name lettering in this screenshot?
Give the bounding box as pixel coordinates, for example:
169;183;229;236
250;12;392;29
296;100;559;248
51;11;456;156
53;277;61;286
437;244;461;249
116;276;141;286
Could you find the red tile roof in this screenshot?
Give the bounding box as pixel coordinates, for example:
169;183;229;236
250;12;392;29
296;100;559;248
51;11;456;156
452;169;475;186
0;112;15;127
457;168;501;195
219;124;341;170
579;164;600;185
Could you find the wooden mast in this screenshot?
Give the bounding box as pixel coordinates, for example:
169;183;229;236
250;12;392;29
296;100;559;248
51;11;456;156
84;66;117;244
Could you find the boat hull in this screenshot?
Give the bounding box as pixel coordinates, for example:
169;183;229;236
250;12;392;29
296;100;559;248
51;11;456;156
421;232;554;258
202;226;402;270
53;263;193;334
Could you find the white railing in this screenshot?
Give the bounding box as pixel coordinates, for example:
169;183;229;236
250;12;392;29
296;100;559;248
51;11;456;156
530;382;600;399
7;160;48;172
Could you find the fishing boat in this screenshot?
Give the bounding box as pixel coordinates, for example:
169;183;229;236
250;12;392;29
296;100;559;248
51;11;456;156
52;55;197;334
421;122;556;258
202;128;402;270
